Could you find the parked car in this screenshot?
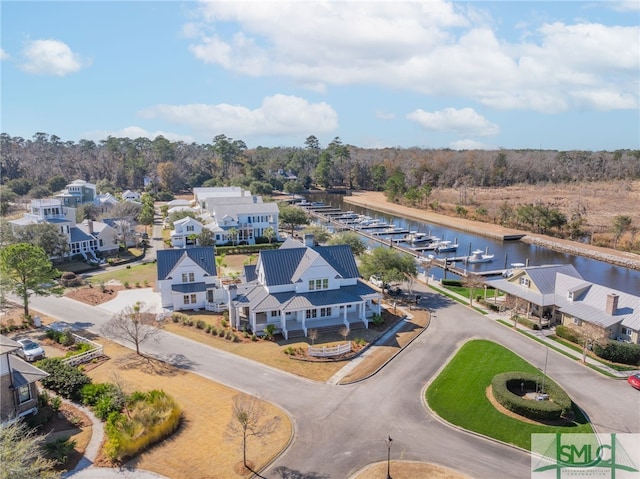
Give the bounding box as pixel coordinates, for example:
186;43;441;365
628;373;640;391
16;339;46;362
369;275;385;288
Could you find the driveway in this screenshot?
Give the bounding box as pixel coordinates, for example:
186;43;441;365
98;288;164;315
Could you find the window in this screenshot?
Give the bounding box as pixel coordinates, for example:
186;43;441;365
306;309;317;319
308;279;329;291
270;310;279;317
320;307;332;317
186;225;194;232
520;277;530;287
568;291;574;300
17;385;31;404
184;294;197;305
182;272;195;283
573;317;582;326
622;327;632;336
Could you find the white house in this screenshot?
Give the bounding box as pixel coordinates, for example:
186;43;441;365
8;199;118;261
209;201;280;245
156;247;227;312
94;193;119;213
55;179;97;207
170;217;204;248
193;186;250;210
228;236;383;339
122;190;142;202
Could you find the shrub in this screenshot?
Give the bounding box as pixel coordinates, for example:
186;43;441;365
38;358;91;400
195;320;206;330
284;346;295;355
50;395;62;413
210;326;218;335
231;334;239;343
135;282;141;288
81;383;119;406
442;279;463;287
593;341;640;366
144;280;150;287
491;371;571;420
220;318;228;328
123;281;130;289
217;328;225;337
555;325;581;344
251;334;258;341
104;390;181;462
370;314;384;327
264;323;276;340
224;330;233;340
94;393;125;421
45;437;77;465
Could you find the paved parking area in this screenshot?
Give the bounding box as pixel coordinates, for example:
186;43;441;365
98;288;164;315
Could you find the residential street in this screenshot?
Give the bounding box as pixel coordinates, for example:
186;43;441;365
27;286;640;479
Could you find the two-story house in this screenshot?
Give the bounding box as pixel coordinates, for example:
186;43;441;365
55;179;97;207
170;217;204;248
210;202;280;245
9;199;118;261
0;335;48;421
122;190;142;202
228;236;383;339
156;247;227;312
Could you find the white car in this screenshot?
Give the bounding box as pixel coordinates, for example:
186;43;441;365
369;275;386;288
16;339;46;362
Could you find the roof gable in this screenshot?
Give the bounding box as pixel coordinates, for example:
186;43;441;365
157;247;217;280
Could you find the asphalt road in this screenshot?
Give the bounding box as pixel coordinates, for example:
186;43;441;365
27;288;640;479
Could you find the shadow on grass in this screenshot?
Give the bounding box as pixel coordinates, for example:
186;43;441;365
113;353;190;375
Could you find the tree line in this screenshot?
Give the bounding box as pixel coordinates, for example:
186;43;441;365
2;132;639;201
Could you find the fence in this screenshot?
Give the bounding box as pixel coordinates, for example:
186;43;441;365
308;342;352;358
55;331;105;367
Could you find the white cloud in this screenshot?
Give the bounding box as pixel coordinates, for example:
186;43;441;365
407;107;500;136
0;48;9;61
82;127;194;143
449;139;496;150
20;39;87;76
186;1;639;113
139;94;338;139
608;1;640;12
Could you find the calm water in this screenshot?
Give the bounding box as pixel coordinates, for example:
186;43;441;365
305;193;640;295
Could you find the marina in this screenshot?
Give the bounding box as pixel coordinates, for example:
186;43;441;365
292;193;640;294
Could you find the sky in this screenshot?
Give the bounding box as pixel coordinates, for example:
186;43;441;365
1;0;639;151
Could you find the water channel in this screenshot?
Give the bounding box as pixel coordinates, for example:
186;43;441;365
304;193;640;296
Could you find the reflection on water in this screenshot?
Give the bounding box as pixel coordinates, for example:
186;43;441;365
304;193;640;295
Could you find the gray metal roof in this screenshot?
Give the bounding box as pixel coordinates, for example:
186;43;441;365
212;201;279;221
314;244;360;279
8;355;48;386
259;247;308;286
244;264;257;283
157;247;217;280
171;282;207;293
484;264;582;307
0;335;20;355
555;273;640;330
233;280;379;312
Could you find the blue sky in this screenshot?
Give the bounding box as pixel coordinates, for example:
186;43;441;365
1;1;638;150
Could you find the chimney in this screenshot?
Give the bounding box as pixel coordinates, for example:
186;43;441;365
606;293;619;315
88;220;94;234
304;234;315;248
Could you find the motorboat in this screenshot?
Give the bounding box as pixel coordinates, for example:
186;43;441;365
337;211;360;222
466;248;494;263
434;240;459;253
404;231;439;246
359;220;390;229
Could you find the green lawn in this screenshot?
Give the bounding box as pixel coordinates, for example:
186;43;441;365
90;262;158;286
426;339;592;450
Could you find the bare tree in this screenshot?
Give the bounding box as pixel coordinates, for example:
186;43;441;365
503;295;523;329
577;322;609;363
308;328;318;346
100;301;163;355
226;394;280;469
463;273;485;306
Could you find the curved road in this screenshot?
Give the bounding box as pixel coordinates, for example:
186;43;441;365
29;289;639;479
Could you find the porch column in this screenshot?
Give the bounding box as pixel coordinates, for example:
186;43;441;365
280;309;286;337
302;314;307;337
377;300;381;315
250;311;257;334
359;302;365;320
343;306;348;321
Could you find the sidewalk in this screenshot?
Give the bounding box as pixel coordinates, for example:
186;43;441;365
434;282;635;379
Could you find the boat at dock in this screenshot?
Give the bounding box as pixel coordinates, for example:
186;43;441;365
402;231;439;246
434;240;459;253
466;248;494;263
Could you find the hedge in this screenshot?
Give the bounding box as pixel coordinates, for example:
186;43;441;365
441;279;463;287
491;371;572;421
37;358;91;401
593;341;640;366
554;325;582;344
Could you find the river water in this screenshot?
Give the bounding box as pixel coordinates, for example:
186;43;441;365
304;193;640;296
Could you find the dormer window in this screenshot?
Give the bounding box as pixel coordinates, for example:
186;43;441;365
308;278;329;291
568;291;574;301
520;277;530;287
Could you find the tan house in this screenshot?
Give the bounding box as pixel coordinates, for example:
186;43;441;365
554;273;640;344
0;335;48;421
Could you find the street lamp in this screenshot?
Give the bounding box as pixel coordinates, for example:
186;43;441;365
385;436;393;479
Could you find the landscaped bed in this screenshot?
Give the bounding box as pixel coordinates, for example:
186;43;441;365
426;339;592;450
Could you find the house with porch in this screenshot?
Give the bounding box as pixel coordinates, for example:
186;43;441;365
55;179;97;207
227;236;383;339
484;264;583;326
8;198;118;261
170;216;204;248
156;247;227;312
554;273;640;344
0;335;48;421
